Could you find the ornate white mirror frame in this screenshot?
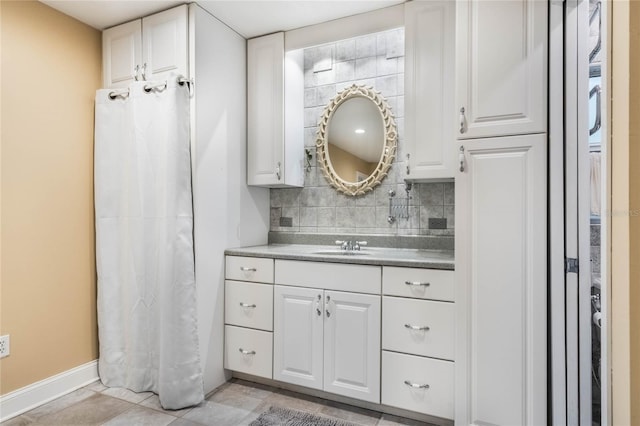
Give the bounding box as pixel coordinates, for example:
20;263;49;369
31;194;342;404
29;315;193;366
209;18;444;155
315;84;397;196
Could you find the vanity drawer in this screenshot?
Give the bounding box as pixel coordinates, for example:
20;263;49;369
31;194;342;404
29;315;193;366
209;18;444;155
383;266;454;301
275;260;381;294
225;280;273;331
224;325;272;379
382;351;454;419
382;296;454;360
226;256;274;283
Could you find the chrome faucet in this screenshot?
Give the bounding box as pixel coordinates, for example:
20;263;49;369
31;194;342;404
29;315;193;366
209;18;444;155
335;240;368;252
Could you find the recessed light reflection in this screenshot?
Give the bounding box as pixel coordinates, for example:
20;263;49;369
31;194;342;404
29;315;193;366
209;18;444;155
354;129;365;134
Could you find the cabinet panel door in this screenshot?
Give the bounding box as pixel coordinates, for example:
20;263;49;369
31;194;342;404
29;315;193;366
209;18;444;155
404;0;456;180
324;291;380;403
103;20;142;89
247;32;284;186
455;134;547;425
273;285;323;390
142;5;188;81
456;0;547;139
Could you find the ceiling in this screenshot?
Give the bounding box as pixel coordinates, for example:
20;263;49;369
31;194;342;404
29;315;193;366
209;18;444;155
39;0;404;39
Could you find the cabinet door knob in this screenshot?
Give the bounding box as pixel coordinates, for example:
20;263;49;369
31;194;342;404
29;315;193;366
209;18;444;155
459;107;466;134
404;380;429;389
134;64;140;81
141;63;147;81
239;302;256;308
404;324;430;331
404;281;430;287
240;266;257;272
459;145;466;172
238;348;256;355
276;162;281;181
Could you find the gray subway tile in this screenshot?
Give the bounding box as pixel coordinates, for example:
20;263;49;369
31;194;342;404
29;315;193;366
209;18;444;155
355;57;376;80
418;183;445;206
377;56;397;76
315;68;336;85
444;182;455;205
376;75;398;97
300;207;318;227
304;88;317;108
335;60;356;83
317;207;336;227
355;34;376;59
335;207;357;228
317;84;337;106
313;45;333;72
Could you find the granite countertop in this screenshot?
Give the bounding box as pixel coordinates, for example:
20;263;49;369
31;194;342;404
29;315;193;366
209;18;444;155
225;244;455;270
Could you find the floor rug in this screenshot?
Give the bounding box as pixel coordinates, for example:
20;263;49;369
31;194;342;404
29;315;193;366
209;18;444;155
249;405;359;426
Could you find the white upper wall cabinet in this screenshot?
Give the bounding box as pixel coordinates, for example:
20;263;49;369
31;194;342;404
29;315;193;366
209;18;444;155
247;33;304;187
404;0;456;180
102;5;188;88
102;20;142;88
142;6;188;83
456;0;547;139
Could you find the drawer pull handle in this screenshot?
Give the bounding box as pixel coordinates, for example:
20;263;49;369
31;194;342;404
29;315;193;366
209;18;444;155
405;281;430;287
238;348;256;355
404;324;430;331
404;380;430;389
239;302;257;308
240;267;257;272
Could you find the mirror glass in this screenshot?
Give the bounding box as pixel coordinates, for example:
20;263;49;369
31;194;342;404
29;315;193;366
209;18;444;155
316;84;397;196
327;97;385;183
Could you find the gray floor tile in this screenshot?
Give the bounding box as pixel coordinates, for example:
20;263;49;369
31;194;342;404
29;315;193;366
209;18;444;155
182;401;251;426
139;394;192;417
102;387;154;404
84;380;108;393
102;406;176;426
225;380;274;400
22;388;96;420
31;393;132;425
262;390;325;414
318;401;381;425
167;419;205;426
206;389;262;411
0;415;33;426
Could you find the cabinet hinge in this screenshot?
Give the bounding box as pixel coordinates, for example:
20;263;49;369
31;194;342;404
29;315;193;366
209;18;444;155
565;257;579;274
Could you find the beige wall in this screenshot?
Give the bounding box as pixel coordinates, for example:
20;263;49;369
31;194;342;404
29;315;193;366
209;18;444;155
327;144;377;183
0;1;101;394
611;0;640;424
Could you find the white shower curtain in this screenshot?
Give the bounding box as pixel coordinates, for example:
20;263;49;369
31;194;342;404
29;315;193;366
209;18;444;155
94;78;203;409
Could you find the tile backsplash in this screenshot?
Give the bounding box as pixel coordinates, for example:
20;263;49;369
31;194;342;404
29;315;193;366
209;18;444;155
270;28;455;237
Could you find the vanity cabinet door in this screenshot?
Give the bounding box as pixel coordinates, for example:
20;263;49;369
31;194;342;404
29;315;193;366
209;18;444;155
324;291;381;404
404;0;456;180
273;285;323;390
142;5;188;83
455;134;547;425
103;20;142;89
456;0;547;139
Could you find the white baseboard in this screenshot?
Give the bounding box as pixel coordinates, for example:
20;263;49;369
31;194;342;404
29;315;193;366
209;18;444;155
0;360;99;422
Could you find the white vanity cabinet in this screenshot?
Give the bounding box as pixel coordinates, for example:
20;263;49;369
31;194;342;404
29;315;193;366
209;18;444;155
381;266;455;419
455;134;547;425
224;256;274;379
455;0;547;139
404;0;456;180
102;5;188;88
273;260;382;404
247;33;304;188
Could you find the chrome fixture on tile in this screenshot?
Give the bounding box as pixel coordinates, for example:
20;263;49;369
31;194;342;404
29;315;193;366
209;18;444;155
387;182;412;224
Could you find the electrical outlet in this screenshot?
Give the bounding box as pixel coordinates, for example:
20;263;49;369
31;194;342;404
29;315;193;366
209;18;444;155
428;217;447;229
279;217;293;227
0;335;10;358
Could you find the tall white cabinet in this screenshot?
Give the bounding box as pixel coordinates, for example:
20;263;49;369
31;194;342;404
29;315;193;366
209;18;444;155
102;5;188;88
404;0;456;180
247;33;304;187
454;0;548;424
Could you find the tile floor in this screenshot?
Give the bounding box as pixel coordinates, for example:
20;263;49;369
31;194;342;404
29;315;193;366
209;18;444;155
1;379;433;426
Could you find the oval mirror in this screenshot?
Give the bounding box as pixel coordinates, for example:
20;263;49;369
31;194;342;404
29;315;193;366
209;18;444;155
316;84;397;196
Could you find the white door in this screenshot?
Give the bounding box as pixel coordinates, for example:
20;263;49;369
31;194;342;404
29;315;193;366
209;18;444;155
404;0;455;180
455;134;547;425
102;20;142;88
323;291;380;403
142;5;188;82
456;0;547;139
273;285;323;390
247;32;284;186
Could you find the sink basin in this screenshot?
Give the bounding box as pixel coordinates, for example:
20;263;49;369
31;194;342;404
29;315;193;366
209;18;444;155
312;250;370;256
